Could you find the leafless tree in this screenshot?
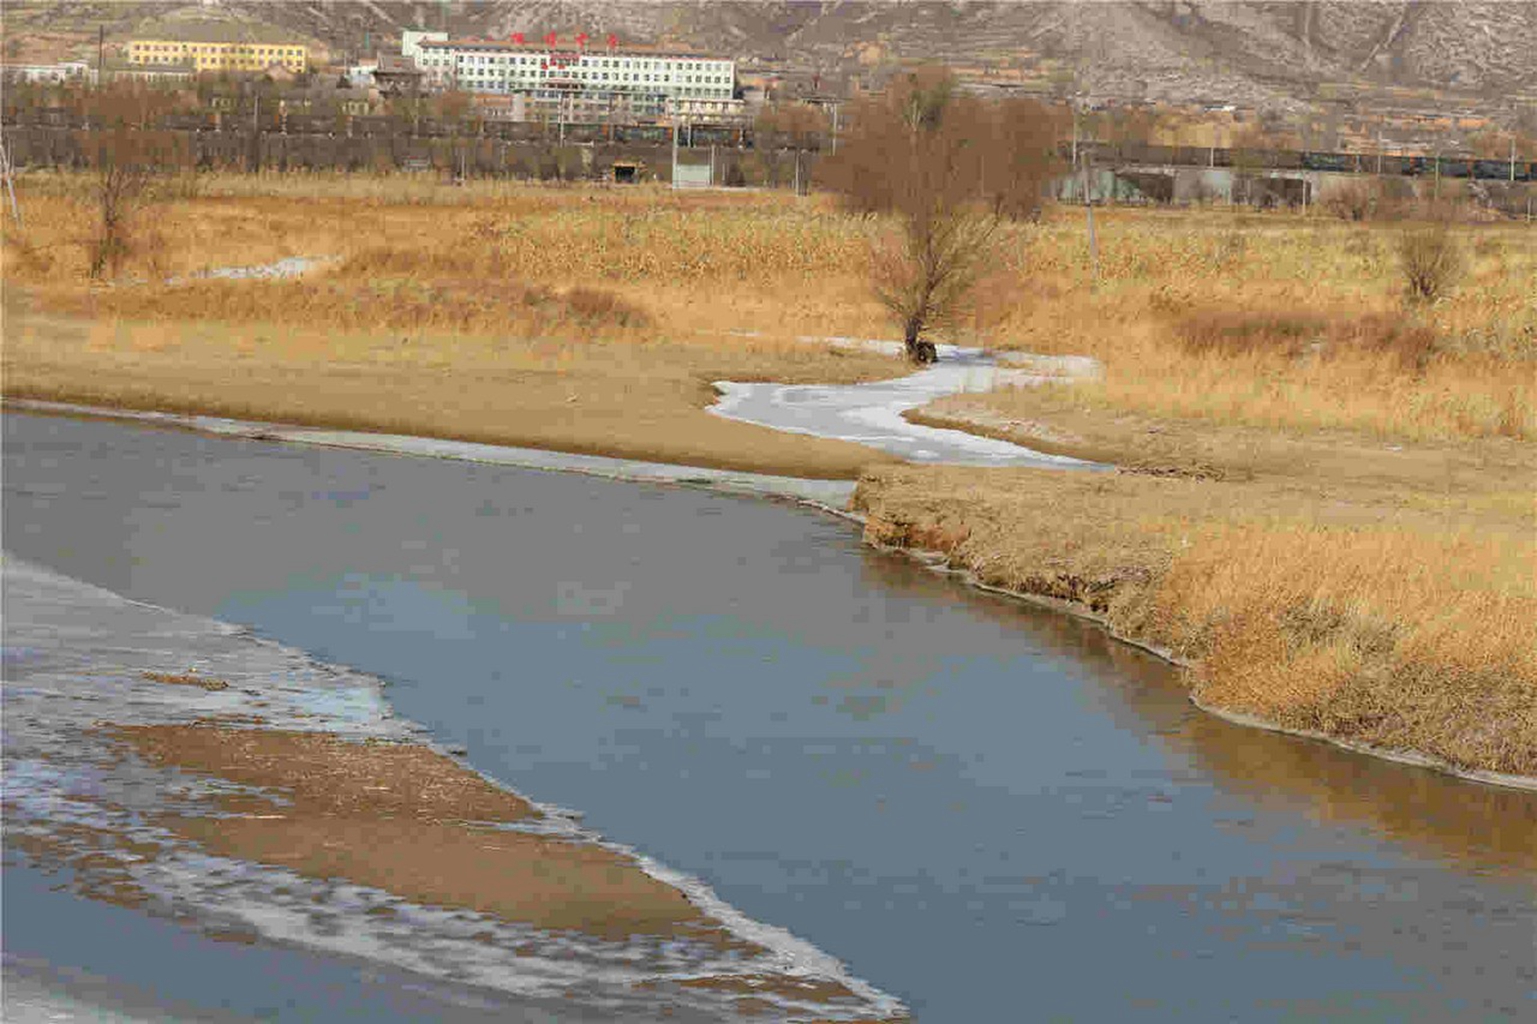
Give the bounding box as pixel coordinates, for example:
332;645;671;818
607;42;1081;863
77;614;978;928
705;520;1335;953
89;138;153;278
821;67;1059;362
85;84;180;279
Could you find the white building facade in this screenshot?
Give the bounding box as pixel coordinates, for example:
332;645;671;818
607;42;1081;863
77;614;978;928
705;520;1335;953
1;61;95;84
411;37;741;123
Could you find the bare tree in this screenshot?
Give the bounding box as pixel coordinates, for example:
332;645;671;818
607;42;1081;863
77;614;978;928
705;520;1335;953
870;207;1000;363
754;101;829;191
821;67;1058;362
85;84;179;279
89;138;153;278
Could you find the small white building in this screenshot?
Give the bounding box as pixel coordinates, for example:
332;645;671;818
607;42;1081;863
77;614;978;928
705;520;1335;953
1;61;95;85
401;30;448;63
344;60;378;87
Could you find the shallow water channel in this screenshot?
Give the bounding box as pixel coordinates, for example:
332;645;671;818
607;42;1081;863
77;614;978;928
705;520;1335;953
4;412;1535;1022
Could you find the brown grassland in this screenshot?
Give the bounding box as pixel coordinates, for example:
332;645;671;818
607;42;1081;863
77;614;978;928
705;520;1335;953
3;170;1534;776
3;173;899;477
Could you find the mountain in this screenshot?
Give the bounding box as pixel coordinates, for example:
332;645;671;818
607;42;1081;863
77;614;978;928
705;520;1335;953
7;2;1535;119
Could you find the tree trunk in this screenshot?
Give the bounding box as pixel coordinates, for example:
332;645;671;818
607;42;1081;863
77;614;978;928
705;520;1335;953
903;317;936;364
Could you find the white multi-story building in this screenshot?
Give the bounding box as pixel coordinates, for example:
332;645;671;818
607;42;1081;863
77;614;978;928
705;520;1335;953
410;35;741;123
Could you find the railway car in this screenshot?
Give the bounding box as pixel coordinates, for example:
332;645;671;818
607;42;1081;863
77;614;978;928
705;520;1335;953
1300;151;1351;173
687;125;740;148
612;124;668;145
1267;148;1301;170
284;113;333;136
1436;156;1473;179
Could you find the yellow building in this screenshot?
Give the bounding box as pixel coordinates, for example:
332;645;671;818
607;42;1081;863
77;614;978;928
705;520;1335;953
127;33;307;74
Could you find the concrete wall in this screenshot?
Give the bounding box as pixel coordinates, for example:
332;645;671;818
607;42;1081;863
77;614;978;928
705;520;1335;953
672;161;712;188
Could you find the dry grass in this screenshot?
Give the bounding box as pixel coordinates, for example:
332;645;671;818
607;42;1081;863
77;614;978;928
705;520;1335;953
142;670;229;691
962;207;1536;443
4;304;898;478
2;176;903;477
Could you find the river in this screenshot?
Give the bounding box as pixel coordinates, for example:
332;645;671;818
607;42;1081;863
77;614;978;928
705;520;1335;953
4;411;1534;1022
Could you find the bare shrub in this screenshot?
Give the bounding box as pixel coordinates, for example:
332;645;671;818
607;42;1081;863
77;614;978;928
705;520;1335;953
563;286;649;328
1324;178;1379;221
1176;311;1323;358
1334;314;1439;372
1176;311;1438;371
1397;219;1465;304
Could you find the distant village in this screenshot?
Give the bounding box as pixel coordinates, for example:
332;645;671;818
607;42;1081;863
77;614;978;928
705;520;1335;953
3;20;765;131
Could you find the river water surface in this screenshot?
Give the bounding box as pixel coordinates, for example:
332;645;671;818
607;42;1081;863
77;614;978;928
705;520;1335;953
4;412;1535;1022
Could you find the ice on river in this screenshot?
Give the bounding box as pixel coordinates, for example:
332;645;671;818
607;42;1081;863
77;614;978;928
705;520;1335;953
712;344;1102;468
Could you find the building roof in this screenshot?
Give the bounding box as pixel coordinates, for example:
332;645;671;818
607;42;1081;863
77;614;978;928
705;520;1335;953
419;37;721;61
131;16;305;46
375;53;420;74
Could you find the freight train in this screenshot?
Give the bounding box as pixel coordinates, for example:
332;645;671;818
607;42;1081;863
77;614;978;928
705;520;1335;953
1064;140;1535;181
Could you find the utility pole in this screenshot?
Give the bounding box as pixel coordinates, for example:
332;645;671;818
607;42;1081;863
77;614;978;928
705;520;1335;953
0;131;22;227
1070;103;1078;168
1075;97;1098;288
250;90;261;173
97;26;104;88
1083;154;1098;287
